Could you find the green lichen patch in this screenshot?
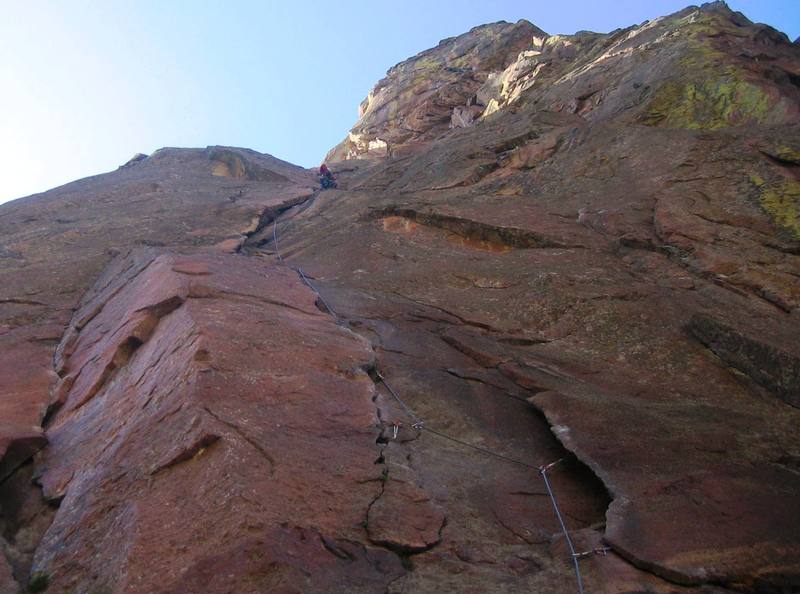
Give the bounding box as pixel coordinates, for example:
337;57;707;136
411;56;442;72
640;30;778;130
642;73;772;129
774;146;800;165
750;174;800;238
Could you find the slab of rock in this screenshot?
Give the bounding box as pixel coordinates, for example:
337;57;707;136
690;313;800;407
367;447;445;554
530;388;800;588
0;147;316;467
30;250;402;593
275;6;800;591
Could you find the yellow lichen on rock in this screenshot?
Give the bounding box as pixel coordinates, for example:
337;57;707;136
751;174;800;238
210;151;247;178
642;60;773;129
775;146;800;164
639;8;798;131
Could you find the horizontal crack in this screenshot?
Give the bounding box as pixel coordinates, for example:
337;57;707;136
375;207;583;250
0;298;48;306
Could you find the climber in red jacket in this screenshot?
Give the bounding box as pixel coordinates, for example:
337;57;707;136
319;163;337;189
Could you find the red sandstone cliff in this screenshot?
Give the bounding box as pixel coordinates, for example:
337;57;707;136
1;3;799;593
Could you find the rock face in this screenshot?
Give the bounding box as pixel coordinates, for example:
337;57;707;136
34;250;400;593
329;2;800;163
0;147;318;592
1;3;800;594
326;20;542;161
296;3;800;591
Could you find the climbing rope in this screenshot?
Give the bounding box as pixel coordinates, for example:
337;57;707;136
269;205;602;594
540;459;586;594
272;218;283;263
375;371;540;470
375;371;422;426
272;216;338;320
377;370;591;592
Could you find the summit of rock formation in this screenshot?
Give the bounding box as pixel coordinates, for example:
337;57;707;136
329;1;799;162
2;3;800;593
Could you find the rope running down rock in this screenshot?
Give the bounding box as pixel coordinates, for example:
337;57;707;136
269;205;597;594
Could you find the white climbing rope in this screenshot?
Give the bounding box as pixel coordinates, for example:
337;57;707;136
540;459;585;594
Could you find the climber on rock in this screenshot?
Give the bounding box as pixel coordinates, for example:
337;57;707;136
319;163;337;190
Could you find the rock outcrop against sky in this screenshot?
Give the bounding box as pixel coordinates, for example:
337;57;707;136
1;2;799;593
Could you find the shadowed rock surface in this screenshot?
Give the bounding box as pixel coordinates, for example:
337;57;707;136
1;3;800;593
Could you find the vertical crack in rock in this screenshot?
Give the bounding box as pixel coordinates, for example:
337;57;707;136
435;331;658;585
0;437;46;487
239;189;320;253
0;462;57;594
340;309;622;589
359;365;445;560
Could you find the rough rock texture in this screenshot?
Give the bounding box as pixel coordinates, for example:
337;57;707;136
33;250;401;593
0;145;314;441
690;313;800;406
0;147;318;592
366;444;446;554
326;20;542;161
288;3;800;592
1;2;800;594
330;2;800;164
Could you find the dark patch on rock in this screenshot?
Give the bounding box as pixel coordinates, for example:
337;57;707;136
689;313;800;407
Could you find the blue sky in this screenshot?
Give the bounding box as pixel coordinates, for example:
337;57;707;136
1;1;798;204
